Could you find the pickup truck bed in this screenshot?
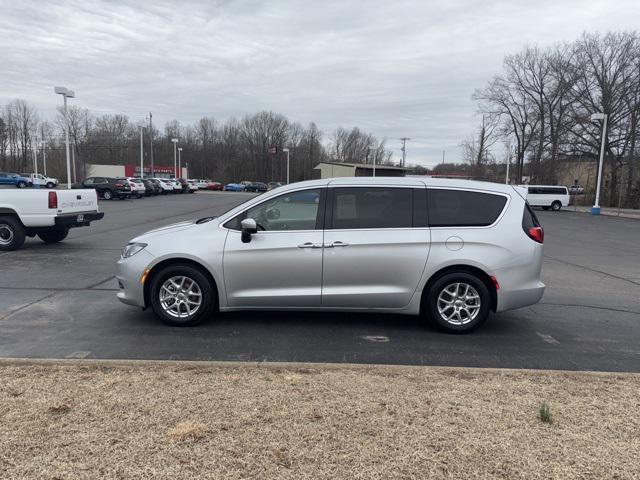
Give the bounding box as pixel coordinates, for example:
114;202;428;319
0;189;104;250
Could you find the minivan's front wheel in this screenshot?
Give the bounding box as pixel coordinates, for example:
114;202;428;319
149;264;216;326
426;272;491;333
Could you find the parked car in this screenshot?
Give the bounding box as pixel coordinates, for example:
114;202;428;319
245;182;268;193
150;178;174;194
190;179;210;189
0;172;32;188
170;179;182;193
125;178;146;198
72;177;131;200
186;180;199;193
267;182;283;191
522;185;570;211
138;178;160;196
240;181;253;189
224;183;244;192
568;185;584;194
206;181;223;191
0;188;104;250
116;177;545;333
20;173;59;188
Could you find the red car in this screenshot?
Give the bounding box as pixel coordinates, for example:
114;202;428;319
206;182;223;191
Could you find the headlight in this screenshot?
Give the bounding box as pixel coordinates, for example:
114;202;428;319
121;242;147;259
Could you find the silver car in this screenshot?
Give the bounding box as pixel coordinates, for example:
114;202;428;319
116;177;545;332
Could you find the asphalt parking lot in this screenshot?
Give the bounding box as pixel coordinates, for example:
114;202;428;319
1;191;639;372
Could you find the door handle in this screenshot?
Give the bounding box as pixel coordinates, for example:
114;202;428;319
298;242;322;249
328;241;350;248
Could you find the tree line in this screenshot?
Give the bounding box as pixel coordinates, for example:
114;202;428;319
466;31;640;207
0;102;394;184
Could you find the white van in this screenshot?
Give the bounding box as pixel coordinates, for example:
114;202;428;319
523;185;570;211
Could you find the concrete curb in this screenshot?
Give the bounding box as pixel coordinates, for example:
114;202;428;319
1;357;638;377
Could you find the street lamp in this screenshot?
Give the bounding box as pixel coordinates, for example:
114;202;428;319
54;86;75;188
590;112;608;215
178;147;183;179
283;148;290;184
40;140;47;176
171;138;179;178
138;124;145;178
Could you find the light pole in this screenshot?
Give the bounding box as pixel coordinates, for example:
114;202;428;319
178;147;183;178
54;86;75;188
171;138;179;178
138;124;145;178
40;141;47;176
32;141;39;188
590;112;608;215
283;148;290;184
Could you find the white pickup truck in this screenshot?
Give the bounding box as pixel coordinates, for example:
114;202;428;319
0;189;104;251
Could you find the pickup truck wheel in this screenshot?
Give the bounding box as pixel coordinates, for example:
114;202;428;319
149;264;216;327
46;182;55;188
103;190;113;200
17;181;27;188
0;216;26;251
37;228;69;244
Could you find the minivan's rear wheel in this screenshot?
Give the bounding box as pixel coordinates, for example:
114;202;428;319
551;201;562;211
149;264;216;326
426;272;491;333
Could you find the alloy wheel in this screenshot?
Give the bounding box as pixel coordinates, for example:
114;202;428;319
437;282;481;325
159;275;203;319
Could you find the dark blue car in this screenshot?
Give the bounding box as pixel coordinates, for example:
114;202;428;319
0;172;32;188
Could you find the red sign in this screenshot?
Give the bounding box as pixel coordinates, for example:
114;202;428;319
268;145;278;155
124;164;175;177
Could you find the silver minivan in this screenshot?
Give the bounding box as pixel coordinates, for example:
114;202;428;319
116;177;545;332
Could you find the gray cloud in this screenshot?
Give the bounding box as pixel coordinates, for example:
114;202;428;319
1;0;638;166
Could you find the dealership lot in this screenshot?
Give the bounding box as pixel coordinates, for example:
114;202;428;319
0;191;639;372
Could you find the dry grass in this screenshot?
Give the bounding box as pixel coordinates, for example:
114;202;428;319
0;361;639;479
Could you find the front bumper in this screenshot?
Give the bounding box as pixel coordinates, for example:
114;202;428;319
116;249;155;308
55;211;105;228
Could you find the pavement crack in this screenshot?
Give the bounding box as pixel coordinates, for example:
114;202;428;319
0;292;58;321
538;301;640;316
544;255;640;287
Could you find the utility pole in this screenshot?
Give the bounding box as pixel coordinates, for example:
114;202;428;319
149;112;154;177
442;150;445;165
400;137;410;167
71;144;76;183
139;125;144;178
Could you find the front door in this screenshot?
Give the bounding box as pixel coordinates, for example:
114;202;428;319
223;188;325;307
321;186;430;309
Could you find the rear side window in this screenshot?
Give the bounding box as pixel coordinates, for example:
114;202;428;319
522;202;540;229
427;189;507;227
330;187;412;229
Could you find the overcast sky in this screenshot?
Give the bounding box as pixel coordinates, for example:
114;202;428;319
1;0;639;166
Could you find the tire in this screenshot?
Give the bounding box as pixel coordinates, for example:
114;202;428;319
425;272;491;333
542;206;550;211
551;201;562;211
17;181;27;188
37;228;69;244
46;182;55;189
103;189;113;200
0;215;26;251
149;264;216;326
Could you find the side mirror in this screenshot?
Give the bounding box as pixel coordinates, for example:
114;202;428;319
241;218;258;243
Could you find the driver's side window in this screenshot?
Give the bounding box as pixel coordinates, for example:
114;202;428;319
226;189;322;231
